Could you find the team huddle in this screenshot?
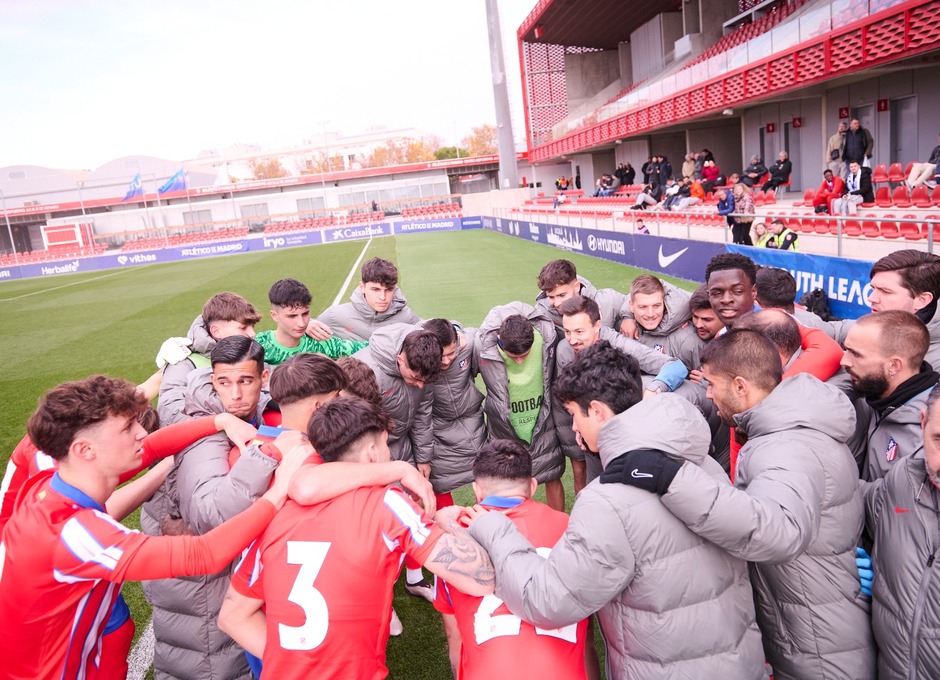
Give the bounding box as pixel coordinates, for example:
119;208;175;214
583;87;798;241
2;247;940;680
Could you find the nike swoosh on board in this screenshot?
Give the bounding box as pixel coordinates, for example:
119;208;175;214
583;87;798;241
658;245;689;268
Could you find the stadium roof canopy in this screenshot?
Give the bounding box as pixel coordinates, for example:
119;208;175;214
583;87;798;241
518;0;683;50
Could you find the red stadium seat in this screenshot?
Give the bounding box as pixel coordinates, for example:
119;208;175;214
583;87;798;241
795;188;814;207
922;215;940;242
861;221;881;238
912;185;932;208
900;222;923;240
887;162;905;183
880;221;900;239
871;164;889;185
892;186;912;208
843;220;862;237
753;190;766;206
875;186;892;208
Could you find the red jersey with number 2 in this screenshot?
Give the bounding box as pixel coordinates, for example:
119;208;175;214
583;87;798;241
435;499;589;680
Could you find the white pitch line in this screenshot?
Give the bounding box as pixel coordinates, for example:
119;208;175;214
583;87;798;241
332;238;373;306
127;619;155;680
0;266;147;302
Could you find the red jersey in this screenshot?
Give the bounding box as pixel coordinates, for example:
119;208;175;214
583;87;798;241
0;471;152;680
231;485;443;679
434;498;588;680
0;416;222;536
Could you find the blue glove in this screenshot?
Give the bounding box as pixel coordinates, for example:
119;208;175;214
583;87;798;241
855;546;874;596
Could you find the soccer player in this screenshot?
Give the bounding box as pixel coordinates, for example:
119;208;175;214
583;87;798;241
622;275;699;368
419;318;486;509
0;375;301;680
465;341;765;680
476;303;565;511
254;277;367;365
534;258;629;332
156;291;262;424
308;257;422;341
434;439;589;680
218;396;494;679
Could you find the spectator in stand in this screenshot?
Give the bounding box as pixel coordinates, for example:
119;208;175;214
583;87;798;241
635;218;649;235
601;173;621;197
716;188;735;228
552;192;567;210
701;159;721;193
682;153;696;180
700;148;715;163
740;154;767;188
575;172;581;190
679;178;705;210
843;118;874;170
621;162;636;186
555;176;570;191
761;151;792;193
832;160;874;216
659;155;673;183
647;157;662;186
693;152;706;179
659;177;683;211
726;172;740;186
751;221;773;248
641;156;653;184
813;169;845;214
731;183;755;245
767;218;799;251
906;132;940;189
630;181;662;210
614;163;627;186
827;121;847;178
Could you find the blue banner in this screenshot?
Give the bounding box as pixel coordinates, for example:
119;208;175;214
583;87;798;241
727;245;873;319
393;218;463;234
158;169;186;194
121;173;143;202
487;217;723;282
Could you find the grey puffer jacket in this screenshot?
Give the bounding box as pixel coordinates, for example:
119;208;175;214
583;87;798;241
660;373;875;680
158;315;217;425
354;323;433;466
470;395;766;680
426;324;486;493
318;286;421;341
554;326;686;464
477;302;563;483
865;457;940;680
142;368;277;680
535;275;628;330
624;280;693;347
858;382;936;481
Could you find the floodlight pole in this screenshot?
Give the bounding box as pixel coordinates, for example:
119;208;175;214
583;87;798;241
0;189;17;262
485;0;519;190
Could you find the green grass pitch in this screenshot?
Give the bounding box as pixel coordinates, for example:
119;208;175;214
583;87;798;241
0;229;696;678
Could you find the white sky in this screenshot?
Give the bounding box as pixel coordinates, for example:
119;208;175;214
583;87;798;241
0;0;534;170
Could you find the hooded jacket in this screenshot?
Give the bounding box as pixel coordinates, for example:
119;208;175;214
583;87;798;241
476;302;564;483
865;457;940;679
742;159;768;186
624;281;693;355
317;286;421;341
535;275;628;332
426;324;487;493
659;374;875;680
354;323;433;466
158;315;218;425
469;395;766;680
142;368;276;680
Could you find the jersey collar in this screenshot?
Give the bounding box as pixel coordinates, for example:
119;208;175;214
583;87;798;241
257;424;289;439
50;472;105;512
480;495;525;509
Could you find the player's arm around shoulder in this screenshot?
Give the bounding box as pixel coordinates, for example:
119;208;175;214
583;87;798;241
467;489;636;628
412;504;494;597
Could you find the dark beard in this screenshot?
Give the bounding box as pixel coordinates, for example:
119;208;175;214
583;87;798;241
853;372;890;399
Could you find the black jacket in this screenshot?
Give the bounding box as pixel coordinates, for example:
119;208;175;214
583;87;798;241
843;127;874;163
844;166;874;202
769;159;792;181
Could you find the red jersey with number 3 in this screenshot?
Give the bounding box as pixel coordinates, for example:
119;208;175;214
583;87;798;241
434;499;588;680
231;485;443;679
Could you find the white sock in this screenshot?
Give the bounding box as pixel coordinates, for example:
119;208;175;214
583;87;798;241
406;568;423;584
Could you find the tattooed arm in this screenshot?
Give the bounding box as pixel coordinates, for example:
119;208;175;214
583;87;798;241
416;509;495;597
